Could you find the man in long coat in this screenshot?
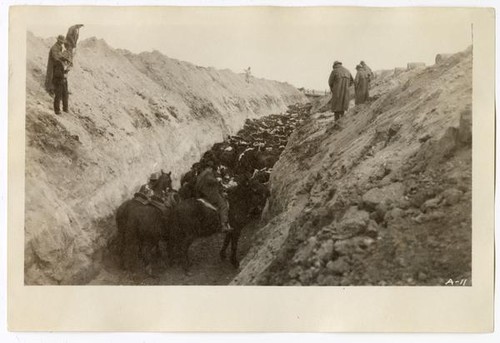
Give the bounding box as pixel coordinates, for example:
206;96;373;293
52;58;69;114
179;163;201;199
360;61;374;83
196;160;232;232
64;24;84;65
328;61;353;120
354;65;370;105
44;35;70;95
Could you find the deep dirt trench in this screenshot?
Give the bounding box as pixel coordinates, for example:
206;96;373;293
88;103;312;285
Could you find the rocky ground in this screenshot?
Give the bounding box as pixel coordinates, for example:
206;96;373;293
233;47;472;286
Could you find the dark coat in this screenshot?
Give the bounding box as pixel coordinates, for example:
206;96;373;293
354;69;370;105
52;60;66;82
44;42;68;93
65;25;82;50
328;65;353;112
196;167;228;224
180;170;196;186
362;64;374;81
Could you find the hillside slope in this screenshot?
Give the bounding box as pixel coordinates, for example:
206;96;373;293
233;47;472;286
25;32;306;284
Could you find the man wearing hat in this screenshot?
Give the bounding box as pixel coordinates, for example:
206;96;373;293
328;61;354;120
45;34;71;114
179;162;201;199
196;159;232;233
360;61;374;83
354;64;370;105
136;172;161;200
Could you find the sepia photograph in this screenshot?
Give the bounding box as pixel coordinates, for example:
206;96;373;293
24;8;474;287
6;4;495;333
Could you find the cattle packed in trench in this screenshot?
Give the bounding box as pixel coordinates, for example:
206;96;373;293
114;102;313;282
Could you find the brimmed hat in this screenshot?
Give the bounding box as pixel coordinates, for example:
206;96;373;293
333;61;342;67
57;35;66;43
150;172;160;181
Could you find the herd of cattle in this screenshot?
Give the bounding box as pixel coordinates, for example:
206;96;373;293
115;102;313;275
205;102;312;187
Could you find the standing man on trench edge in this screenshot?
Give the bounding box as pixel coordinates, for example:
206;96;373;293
196;159;233;233
360;61;374;83
64;24;84;67
328;61;353;121
354;64;370;105
45;35;71;115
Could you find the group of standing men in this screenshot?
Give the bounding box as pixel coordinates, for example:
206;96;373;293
328;60;374;121
45;24;84;115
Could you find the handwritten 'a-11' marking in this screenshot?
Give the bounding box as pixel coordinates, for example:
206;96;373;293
445;278;468;286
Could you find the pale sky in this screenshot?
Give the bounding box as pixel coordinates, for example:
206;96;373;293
29;7;473;90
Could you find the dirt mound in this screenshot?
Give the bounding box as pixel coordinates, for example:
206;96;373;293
25;32;307;284
232;47;472;286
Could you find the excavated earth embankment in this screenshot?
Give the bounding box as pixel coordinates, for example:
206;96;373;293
25;32;306;285
233;47;472;286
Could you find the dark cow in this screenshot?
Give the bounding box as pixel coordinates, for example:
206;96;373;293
179;168;198;200
236;148;279;176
